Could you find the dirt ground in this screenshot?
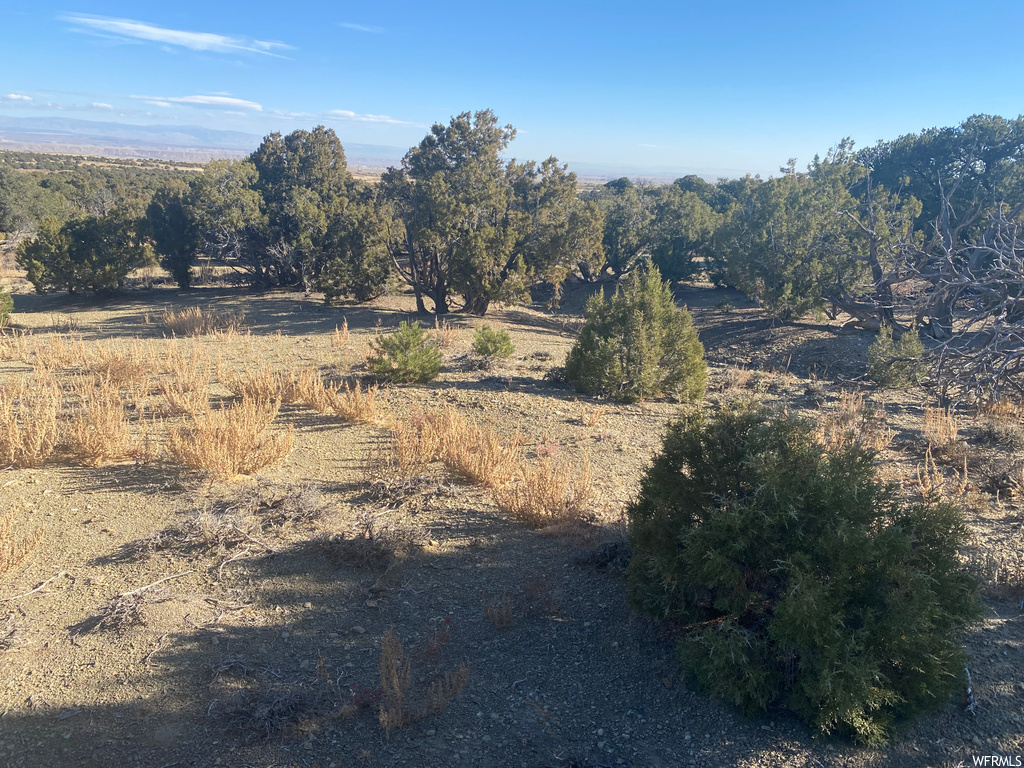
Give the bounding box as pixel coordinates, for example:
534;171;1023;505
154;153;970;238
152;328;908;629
0;281;1021;768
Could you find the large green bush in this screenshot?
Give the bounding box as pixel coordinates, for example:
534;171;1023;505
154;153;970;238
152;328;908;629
564;263;706;403
367;321;442;384
627;405;980;744
472;325;514;360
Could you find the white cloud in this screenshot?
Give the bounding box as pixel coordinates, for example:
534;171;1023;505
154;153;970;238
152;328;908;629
339;22;383;33
4;93;32;101
91;102;114;109
134;94;263;111
328;109;420;126
62;14;292;57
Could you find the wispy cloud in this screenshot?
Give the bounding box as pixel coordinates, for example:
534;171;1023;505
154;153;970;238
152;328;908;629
134;94;263;111
62;14;292;57
328;109;420;126
91;102;113;109
339;22;384;33
3;93;32;101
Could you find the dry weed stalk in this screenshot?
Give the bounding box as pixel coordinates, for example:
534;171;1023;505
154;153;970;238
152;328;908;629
168;398;294;479
916;447;968;502
363;411;443;487
0;509;42;579
491;455;594;528
378;627;468;736
0;331;31;363
219;363;288;403
309;379;380;423
332;319;350;347
0;379;61;467
432;318;461;349
162;306;245;337
815;391;893;453
981;398;1024;422
923;406;961;448
66;380;147;466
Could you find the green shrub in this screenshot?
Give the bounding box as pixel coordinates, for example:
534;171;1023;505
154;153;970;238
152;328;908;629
472;325;514;360
367;321;442;384
564;262;706;403
627;405;980;744
0;290;12;328
868;323;925;387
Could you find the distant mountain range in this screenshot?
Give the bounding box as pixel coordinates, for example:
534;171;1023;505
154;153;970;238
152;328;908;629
0;116;406;167
0;116;722;180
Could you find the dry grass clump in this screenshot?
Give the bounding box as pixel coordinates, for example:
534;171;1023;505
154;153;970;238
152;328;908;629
31;333;87;372
814;391;893;453
431;408;521;487
379;626;468;736
65;381;146;466
219;364;288;403
482;589;514;628
363;411;444;488
923;406;961;447
90;341;150;388
159;345;212;415
168;398;294;479
284;367;380;423
162;306;245;337
0;379;62;467
491;455;594;528
432;317;462;350
332;319;349;347
916;447;968;502
0;509;42;579
0;331;31;363
118;512;250;562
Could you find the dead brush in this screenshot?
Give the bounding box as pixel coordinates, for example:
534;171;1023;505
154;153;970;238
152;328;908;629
289;369;380;423
162;305;245;337
168;397;294;479
230;481;328;528
814;391;893;453
30;333;87;372
432;317;462;350
159;345;212;415
332;318;350;347
379;626;468;737
117;511;251;561
916;446;968;502
0;508;43;579
90;341;150;389
722;366;753;390
923;406;961;448
363;412;443;489
970;528;1024;601
0;378;62;467
491;454;594;529
65;380;145;466
0;331;31;363
431;408;521;487
96;592;150;634
218;363;289;403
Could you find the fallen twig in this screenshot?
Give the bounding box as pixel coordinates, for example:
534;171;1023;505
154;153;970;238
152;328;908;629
0;571;71;602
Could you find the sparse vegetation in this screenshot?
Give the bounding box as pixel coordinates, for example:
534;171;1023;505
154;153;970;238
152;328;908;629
168;398;294;479
869;323;926;387
0;379;62;467
161;306;246;336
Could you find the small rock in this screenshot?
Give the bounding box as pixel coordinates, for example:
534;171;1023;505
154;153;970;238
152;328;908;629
352;626;366;635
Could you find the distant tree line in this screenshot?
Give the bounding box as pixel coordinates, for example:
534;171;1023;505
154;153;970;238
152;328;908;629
7;112;1024;397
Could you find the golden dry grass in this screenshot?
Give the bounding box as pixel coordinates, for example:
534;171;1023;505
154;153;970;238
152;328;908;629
491;455;594;528
432;318;461;350
430;408;520;488
332;319;349;348
923;406;961;448
300;377;380;423
158;343;212;415
363;411;442;486
219;363;288;403
815;391;893;452
65;381;145;467
31;334;88;372
161;306;245;337
0;378;62;467
167;397;294;479
91;341;150;389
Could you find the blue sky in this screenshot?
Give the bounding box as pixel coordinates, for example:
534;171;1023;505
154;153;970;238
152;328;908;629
2;1;1023;177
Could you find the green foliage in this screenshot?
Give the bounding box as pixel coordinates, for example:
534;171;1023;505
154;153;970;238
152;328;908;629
17;211;152;294
627;406;981;744
367;321;443;384
472;325;514;360
564;262;706;403
648;185;722;282
0;290;12;328
868;323;926;387
146;179;200;288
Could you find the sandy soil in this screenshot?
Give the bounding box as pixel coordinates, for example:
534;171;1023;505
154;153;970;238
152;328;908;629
0;282;1020;768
